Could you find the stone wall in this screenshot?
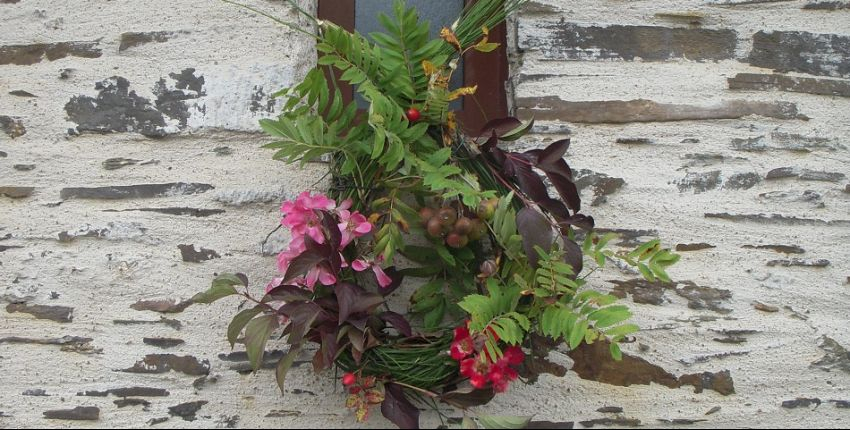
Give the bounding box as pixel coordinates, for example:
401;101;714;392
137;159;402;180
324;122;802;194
508;0;850;428
1;0;848;428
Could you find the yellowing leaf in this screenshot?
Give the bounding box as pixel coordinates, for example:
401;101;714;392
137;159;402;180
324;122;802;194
364;388;385;404
355;405;369;422
446;111;457;132
474;42;501;53
443;111;458;146
345;394;359;409
422;60;438;77
448;85;478;101
440;27;462;51
473;26;499;52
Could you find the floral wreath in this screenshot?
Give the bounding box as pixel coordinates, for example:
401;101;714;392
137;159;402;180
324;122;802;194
195;1;680;428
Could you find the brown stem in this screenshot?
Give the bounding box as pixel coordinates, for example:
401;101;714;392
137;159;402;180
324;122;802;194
389;381;439;398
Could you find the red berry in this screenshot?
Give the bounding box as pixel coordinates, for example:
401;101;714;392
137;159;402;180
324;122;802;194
342;372;357;386
405;108;421;122
437;207;457;226
426;218;444;238
454;217;473;235
446;232;468;249
418;207;436;225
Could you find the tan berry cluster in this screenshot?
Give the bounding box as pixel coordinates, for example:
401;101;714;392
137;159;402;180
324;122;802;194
418;198;497;249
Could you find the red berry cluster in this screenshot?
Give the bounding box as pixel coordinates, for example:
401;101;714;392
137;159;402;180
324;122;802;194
450;324;524;393
342;373;383;422
418;204;489;249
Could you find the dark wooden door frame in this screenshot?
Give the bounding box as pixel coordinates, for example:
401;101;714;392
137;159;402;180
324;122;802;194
316;0;509;135
317;0;357;108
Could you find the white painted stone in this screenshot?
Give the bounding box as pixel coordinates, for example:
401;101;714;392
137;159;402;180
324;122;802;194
1;0;849;428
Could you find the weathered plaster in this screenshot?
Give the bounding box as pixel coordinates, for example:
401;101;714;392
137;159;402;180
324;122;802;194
1;0;849;428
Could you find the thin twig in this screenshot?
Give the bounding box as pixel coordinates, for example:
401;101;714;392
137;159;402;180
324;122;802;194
220;0;318;39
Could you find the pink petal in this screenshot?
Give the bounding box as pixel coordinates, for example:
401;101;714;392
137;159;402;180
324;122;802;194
304;269;319;289
318;269;337;286
307;226;325;244
277;253;292;272
354;221;372;235
265;277;284;294
351;259;369;272
280;200;296;214
373;265;393;288
339;231;355;248
301;192;335;210
288;235;306;253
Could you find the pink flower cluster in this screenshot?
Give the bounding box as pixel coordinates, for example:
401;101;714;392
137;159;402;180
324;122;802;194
272;192;391;290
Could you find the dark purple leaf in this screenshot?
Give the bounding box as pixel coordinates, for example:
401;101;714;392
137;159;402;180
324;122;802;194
523;148;542;164
500;118;536;141
440;383;496;409
335;283;385;325
312;320;339;338
276;301;309;318
516;207;555;268
538;197;571;221
562;238;583;275
512;160;549;203
303;233;332;257
278;301;325;345
365;331;380;349
320;329;339;371
482;131;500;152
544;167;580;213
312;348;324;371
348;316;369;331
379;311;413;337
348;329;365;353
263;284;311;303
282;248;325;284
479;117;521;138
535;139;571;166
319;210;342;251
381;383;420;429
488;143;507;165
328;252;342;274
314;295;340;312
316;211;343;273
558;214;595;231
502;156;516;177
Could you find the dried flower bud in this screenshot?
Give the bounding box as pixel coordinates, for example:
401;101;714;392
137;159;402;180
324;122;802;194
479;259;498;278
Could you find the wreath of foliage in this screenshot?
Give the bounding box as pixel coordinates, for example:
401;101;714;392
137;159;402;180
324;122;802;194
194;1;680;428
